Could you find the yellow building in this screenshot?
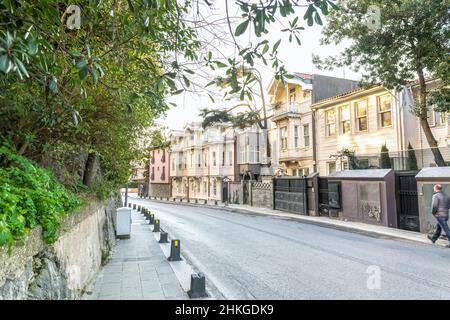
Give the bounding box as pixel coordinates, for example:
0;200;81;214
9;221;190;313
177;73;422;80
268;73;358;176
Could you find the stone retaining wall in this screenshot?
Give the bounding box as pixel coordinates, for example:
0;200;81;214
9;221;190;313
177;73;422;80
0;193;121;300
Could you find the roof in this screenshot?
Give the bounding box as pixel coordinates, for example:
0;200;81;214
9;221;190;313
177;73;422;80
328;169;393;180
311;85;384;109
416;167;450;180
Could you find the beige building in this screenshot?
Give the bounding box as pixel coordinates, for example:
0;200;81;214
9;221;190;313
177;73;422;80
268;73;358;176
311;79;450;175
168;122;235;201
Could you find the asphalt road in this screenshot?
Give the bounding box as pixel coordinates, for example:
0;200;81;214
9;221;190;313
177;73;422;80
131;197;450;299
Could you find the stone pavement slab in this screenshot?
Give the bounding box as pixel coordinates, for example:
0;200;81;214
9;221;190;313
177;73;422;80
87;207;187;300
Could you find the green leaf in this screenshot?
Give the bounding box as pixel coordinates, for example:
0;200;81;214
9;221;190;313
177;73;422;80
0;55;9;73
13;57;29;78
214;61;227;68
49;77;57;93
76;59;88;69
272;39;281;54
79;66;89;80
235;20;249;37
262;43;269;55
182;75;190;87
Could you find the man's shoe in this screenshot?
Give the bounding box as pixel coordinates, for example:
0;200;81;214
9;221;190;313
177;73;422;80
427;235;436;243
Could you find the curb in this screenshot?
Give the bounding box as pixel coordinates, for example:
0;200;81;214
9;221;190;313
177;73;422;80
129;196;446;247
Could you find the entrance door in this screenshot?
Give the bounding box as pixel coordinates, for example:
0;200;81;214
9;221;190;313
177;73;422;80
395;171;419;231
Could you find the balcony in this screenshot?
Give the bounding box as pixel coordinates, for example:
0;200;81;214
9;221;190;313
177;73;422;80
271;100;312;122
271;103;301;122
279;148;313;162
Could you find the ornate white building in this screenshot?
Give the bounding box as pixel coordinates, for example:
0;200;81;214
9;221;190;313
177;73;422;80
168;121;235;201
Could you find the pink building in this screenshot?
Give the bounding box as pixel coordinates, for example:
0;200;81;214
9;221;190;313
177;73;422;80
149;148;171;197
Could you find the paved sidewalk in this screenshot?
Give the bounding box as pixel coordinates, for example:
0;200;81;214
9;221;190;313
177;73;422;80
89;208;187;300
138;195;448;247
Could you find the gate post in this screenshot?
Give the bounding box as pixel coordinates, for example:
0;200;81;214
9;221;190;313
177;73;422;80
272;177;276;210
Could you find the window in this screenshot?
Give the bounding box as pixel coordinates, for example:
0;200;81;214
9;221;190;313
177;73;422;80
249;145;259;163
296;168;309;176
213;181;217;195
340;105;350;134
197;181;200;192
289;87;296;105
436;111;447;126
280;127;288;150
222;151;225;166
355;100;368;131
213;152;216;166
328;162;336;174
325;109;336;136
358;158;370;169
342;161;349;171
203;181;207;193
294;125;299;148
197;154;201;167
303;124;310;147
229;151;233;166
378;95;392;127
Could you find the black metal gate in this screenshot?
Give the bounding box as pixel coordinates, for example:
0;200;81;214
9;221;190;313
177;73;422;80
222;183;228;203
395;171;419;231
318;177;329;216
273;177;307;215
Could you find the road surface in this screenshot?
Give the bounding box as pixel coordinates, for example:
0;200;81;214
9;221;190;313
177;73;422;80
131;198;450;299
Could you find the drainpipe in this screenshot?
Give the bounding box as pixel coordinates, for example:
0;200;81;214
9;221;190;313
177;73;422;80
312;109;318;173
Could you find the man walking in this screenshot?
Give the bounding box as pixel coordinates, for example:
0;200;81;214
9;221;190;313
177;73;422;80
427;184;450;248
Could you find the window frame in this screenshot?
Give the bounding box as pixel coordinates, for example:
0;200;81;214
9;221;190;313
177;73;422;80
377;94;393;128
294;125;299;148
280;126;288;150
355;99;368;132
303;124;310;148
340;104;351;134
325;108;336;137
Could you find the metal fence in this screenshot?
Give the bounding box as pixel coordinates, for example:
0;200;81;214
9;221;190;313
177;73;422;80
344;147;450;171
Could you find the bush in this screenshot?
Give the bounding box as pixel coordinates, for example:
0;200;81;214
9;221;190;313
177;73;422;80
0;145;82;248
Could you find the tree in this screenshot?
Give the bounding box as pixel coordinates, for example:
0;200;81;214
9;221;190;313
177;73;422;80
407;142;419;171
380;144;391;169
314;0;449;166
200;67;272;167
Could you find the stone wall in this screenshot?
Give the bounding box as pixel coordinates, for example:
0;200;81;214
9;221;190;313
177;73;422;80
149;183;171;198
229;182;242;204
0;194;120;300
251;182;273;209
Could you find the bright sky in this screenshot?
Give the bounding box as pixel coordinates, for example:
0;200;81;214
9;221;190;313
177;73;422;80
157;1;362;130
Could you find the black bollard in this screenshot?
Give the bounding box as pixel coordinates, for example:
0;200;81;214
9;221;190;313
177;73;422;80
128;203;131;208
159;232;169;243
133;203;136;210
168;239;181;261
149;213;155;224
188;273;207;298
153;219;160;232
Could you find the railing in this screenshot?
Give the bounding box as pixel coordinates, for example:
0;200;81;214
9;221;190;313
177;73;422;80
346;146;450;171
272;103;300;118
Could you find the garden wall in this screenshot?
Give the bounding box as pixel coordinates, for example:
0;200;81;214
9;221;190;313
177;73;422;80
0;194;121;300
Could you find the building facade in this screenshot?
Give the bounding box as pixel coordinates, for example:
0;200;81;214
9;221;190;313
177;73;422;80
268;73;359;176
148;148;171;198
169;122;235;202
311;79;450;175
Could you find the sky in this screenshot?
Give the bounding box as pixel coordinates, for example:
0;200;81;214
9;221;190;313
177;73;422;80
157;1;363;130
